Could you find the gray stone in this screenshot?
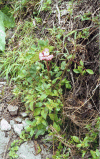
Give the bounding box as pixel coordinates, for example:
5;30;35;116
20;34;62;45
16;141;41;159
0;82;6;85
1;119;11;131
13;124;23;136
0;85;3;88
15;117;22;123
10;120;15;127
20;112;28;117
7;105;18;116
0;105;3;112
0;130;9;159
22;120;28;129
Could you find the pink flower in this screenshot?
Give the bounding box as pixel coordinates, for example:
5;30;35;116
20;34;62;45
39;52;46;60
45;55;54;61
39;48;53;61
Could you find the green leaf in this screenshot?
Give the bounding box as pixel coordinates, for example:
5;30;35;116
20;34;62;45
53;122;60;132
65;83;71;89
35;102;42;107
30;129;34;137
86;69;94;74
73;69;80;73
61;61;66;70
0;20;6;51
34;108;41;116
41;108;48;119
35;129;45;138
29;101;34;111
82;150;86;158
67;54;72;59
76;144;82;148
39;94;47;101
80;60;84;66
96;149;100;157
90;150;96;158
72;136;80;143
0;10;15;28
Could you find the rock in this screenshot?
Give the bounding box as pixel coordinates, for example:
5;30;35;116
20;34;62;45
22;120;28;129
0;104;3;112
60;9;69;16
0;85;3;88
16;141;41;159
1;119;11;131
10;120;15;127
14;117;22;123
0;130;9;159
13;124;23;136
7;105;18;116
20;112;28;117
0;82;6;85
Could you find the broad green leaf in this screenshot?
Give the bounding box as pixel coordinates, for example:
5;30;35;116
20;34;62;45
72;136;80;143
30;129;34;137
41;109;48;119
86;69;94;74
65;83;71;89
80;60;84;66
0;20;5;51
29;101;34;111
39;94;47;101
67;54;72;59
49;114;55;120
82;150;86;158
34;108;41;116
35;129;45;138
73;69;80;73
90;150;96;158
41;119;47;126
35;102;42;107
0;10;15;28
53;122;60;132
76;144;82;148
61;61;66;70
25;126;31;132
96;149;100;157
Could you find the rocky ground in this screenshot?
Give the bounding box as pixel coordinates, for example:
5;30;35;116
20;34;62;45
0;79;53;159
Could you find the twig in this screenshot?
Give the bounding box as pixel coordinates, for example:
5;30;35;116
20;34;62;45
55;0;60;25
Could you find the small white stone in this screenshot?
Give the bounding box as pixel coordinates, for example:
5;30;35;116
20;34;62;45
0;82;6;85
7;105;18;116
20;112;28;117
1;119;11;131
14;124;23;136
22;120;28;128
10;120;15;127
15;117;22;123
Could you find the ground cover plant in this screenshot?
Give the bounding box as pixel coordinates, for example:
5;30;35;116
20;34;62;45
0;0;100;158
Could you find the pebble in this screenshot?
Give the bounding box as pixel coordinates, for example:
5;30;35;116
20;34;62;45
20;112;28;117
1;119;11;131
7;105;18;116
13;124;23;136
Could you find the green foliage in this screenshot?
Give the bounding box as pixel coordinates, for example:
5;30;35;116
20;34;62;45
41;0;52;12
71;117;100;158
0;6;15;51
73;60;94;75
52;144;70;159
8;140;22;159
